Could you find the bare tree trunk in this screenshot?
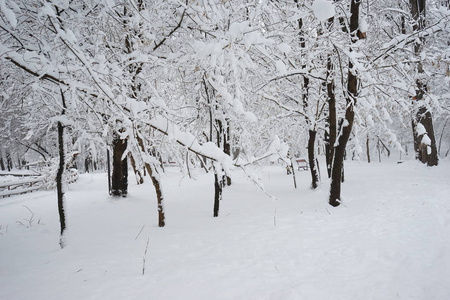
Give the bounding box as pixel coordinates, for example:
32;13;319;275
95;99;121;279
57;90;67;248
136;135;165;227
329;0;360;207
326;56;337;178
366;134;371;163
410;0;439;166
224;121;232;186
107;148;111;194
145;163;165;227
213;167;223;217
308;130;320;189
0;154;5;171
129;153;144;184
111;136;128;197
290;158;297;189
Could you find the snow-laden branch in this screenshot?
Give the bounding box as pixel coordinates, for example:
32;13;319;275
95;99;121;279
371;14;449;64
143;116;288;172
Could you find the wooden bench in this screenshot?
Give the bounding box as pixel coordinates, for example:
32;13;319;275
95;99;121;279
296;159;309;171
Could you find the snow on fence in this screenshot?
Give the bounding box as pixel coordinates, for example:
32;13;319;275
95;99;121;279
0;169;79;198
0;178;42;198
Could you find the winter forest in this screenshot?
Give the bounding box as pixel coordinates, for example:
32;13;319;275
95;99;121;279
1;0;450;299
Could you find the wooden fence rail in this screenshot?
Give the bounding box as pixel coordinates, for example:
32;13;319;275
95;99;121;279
0;178;42;198
0;169;78;198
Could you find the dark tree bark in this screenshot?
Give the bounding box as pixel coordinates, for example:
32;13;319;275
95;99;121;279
213;169;222;217
308;130;320;189
410;0;439;166
6;151;12;171
107;148;111;194
329;0;361;207
223;121;232;186
298;13;320;189
325;54;337;177
57;90;67;248
129;153;144;184
366;134;371;163
111;136;128;197
0;154;5;171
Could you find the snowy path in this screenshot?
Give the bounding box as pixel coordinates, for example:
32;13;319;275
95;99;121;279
1;160;449;300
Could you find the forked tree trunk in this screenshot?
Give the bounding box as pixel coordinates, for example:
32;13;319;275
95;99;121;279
329;0;360;207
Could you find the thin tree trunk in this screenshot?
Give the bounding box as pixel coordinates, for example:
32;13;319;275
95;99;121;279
308;130;320;189
0;154;4;171
57;90;67;248
224;121;231;186
325;16;336;178
329;0;360;207
145;163;165;227
129;153;144;184
6;151;12;171
213;167;222;217
290;158;297;189
325;56;337;177
366;134;371;163
136;135;165;227
107;148;111;194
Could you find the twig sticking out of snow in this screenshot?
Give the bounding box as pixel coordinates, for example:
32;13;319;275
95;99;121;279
142;237;150;275
135;225;145;240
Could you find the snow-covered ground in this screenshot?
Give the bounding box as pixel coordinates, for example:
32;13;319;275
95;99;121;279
1;158;450;300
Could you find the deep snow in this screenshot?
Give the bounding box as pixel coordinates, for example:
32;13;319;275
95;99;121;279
1;158;450;300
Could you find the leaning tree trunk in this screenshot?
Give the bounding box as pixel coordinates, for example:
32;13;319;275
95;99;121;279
329;0;361;207
145;163;165;227
57;90;67;248
410;0;438;166
136;135;165;227
129;153;144;184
